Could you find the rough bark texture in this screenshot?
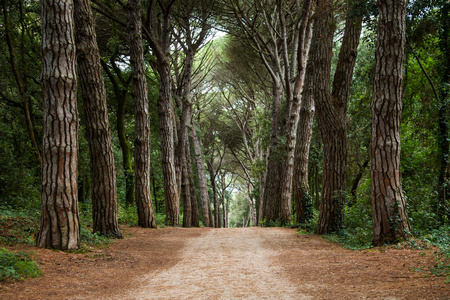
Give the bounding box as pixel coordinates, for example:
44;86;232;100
128;0;156;228
186;138;200;227
74;0;122;238
142;1;180;226
208;163;221;228
371;0;411;246
38;0;80;250
262;80;283;223
313;0;362;234
182;138;192;227
191;121;212;227
293;66;315;224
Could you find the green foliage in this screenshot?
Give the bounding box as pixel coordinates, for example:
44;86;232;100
0;248;41;281
0;207;39;246
295;209;319;233
117;203;139;226
229;192;250;228
319;190;373;249
423;226;450;281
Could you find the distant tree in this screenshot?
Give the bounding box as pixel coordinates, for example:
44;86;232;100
74;0;122;238
37;0;80;249
371;0;411;245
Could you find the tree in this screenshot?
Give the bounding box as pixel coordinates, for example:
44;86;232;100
74;0;122;238
128;0;157;228
101;55;134;207
37;0;80;249
311;0;363;234
142;0;180;226
228;0;314;224
292;63;315;224
371;0;411;245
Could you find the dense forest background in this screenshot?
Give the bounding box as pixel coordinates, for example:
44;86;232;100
0;0;449;255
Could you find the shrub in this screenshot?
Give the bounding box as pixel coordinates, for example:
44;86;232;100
0;247;41;281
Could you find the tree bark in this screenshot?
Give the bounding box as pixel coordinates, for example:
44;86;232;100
128;0;157;228
74;0;122;238
208;162;221;228
262;79;283;223
278;0;314;224
293;65;315;224
143;1;180;226
312;0;362;234
186;137;200;227
37;0;80;250
371;0;411;246
191;120;212;227
182;137;192;227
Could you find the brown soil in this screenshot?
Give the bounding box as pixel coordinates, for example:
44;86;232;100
1;227;448;299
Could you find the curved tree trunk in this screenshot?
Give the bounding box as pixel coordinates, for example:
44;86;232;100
371;0;411;246
74;0;122;238
312;0;362;234
38;0;80;250
128;0;156;228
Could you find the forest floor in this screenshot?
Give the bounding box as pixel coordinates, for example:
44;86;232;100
0;226;449;299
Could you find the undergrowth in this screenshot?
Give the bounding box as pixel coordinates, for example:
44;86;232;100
0;247;41;281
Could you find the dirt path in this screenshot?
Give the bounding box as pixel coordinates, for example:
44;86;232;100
1;227;449;299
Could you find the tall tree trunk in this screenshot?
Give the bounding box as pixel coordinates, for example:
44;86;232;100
182;140;192;227
279;0;314;224
74;0;122;238
191;120;212;227
293;66;315;224
186;137;200;227
158;60;180;226
37;0;80;250
371;0;411;245
312;0;362;234
143;1;180;226
128;0;156;228
208;162;221;228
262;79;283;223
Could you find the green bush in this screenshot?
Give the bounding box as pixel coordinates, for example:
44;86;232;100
0;247;41;281
425;226;450;282
117;203;139;226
